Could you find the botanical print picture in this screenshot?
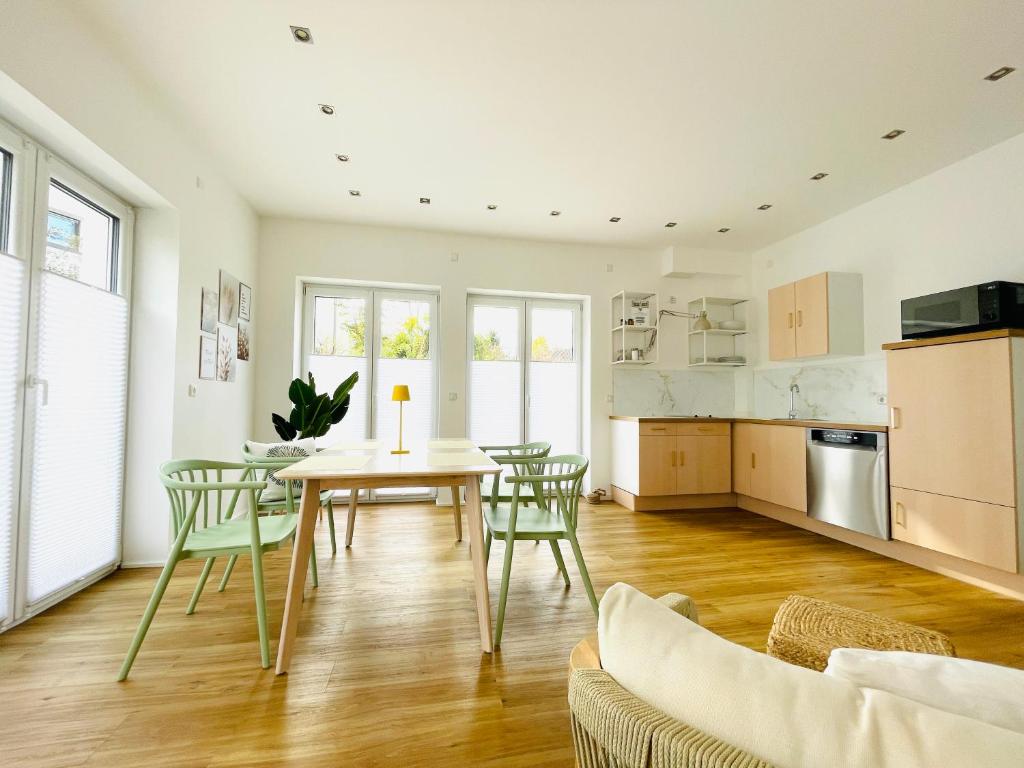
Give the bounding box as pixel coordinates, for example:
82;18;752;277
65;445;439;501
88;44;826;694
216;324;237;382
201;287;218;333
218;269;240;327
199;335;216;380
238;282;252;321
237;321;251;361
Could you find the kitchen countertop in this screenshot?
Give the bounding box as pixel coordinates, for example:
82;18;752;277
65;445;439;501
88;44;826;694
608;415;888;432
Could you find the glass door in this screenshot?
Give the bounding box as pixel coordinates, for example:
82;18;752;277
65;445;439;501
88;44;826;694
302;285;439;500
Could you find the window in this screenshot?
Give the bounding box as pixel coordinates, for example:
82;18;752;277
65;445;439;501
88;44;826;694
303;285;439;499
44;180;120;292
468;295;582;456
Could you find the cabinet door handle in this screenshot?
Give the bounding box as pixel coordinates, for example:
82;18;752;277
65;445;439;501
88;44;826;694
889;407;901;430
894;501;906;527
649;426;667;431
797;309;803;327
679;451;685;467
751;452;756;470
787;312;794;329
670;450;677;467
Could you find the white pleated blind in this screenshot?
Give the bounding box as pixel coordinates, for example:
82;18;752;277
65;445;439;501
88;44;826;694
26;273;127;605
0;253;24;622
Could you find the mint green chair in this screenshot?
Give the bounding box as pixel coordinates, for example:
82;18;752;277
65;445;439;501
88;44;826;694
484;454;597;647
478;442;551;509
241;443;338;554
117;460;316;681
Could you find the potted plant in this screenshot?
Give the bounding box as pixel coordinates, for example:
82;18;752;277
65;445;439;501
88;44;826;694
271;371;359;441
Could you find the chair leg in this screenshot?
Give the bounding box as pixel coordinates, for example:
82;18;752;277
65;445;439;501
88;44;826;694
218;554;238;592
451;485;463;542
250;548;270;669
494;537;516;648
326;498;337;556
309;543;318;589
484;530;492;562
117;556;180;681
566;531;598;616
549;540;570;587
345;491;358;548
186;557;216;614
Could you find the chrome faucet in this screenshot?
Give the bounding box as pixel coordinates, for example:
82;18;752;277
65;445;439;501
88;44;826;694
788;383;800;420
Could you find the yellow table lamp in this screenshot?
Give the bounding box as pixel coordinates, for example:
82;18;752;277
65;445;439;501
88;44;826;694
391;384;411;454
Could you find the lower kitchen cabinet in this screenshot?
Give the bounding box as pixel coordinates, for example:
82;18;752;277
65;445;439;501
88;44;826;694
891;486;1018;573
732;423;807;512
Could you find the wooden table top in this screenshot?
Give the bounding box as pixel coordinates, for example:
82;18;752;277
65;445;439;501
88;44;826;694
275;439;501;481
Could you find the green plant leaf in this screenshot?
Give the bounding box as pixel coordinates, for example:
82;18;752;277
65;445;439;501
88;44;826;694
299;395;332;439
331;371;359;407
272;413;298;441
288;377;316;409
329;394;350;425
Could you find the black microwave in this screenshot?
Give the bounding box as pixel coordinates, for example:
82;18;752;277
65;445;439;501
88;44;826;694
901;281;1024;340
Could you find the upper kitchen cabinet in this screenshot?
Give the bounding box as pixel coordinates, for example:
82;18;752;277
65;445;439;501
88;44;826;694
768;272;863;361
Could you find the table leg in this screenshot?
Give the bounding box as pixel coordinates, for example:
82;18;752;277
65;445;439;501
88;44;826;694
276;478;320;675
451;485;463;542
464;476;493;653
345;489;359;548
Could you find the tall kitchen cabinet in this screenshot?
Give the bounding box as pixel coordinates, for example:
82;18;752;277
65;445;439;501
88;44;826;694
768;272;863;360
885;331;1024;573
732;423;808;512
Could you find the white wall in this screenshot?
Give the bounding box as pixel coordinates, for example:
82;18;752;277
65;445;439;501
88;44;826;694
0;1;259;564
255;218;747;490
748;131;1024;371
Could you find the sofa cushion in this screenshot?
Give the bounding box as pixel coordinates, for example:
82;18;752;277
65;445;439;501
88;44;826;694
245;438;316;502
598;583;1024;768
825;648;1024;735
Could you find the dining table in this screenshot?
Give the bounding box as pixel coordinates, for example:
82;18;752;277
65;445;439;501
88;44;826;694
272;438;501;674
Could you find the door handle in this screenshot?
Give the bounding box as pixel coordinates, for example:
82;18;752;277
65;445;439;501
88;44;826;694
751;452;756;470
894;501;906;527
787;312;794;329
889;407;901;430
679;451;685;467
797;309;803;327
649;426;667;431
670;450;677;467
27;374;49;406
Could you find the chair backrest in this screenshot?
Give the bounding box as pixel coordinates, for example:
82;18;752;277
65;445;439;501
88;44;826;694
159;460;270;540
478;442;552;503
512;454;589;530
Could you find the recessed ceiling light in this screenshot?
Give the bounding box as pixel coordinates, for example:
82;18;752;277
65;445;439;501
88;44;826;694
335;154;349;162
419;197;430;204
319;104;335;116
882;129;905;140
349;189;361;196
984;66;1016;81
810;172;829;181
550;210;561;216
757;203;772;210
290;26;313;44
718;227;731;233
609;217;621;223
486;204;497;210
665;222;677;228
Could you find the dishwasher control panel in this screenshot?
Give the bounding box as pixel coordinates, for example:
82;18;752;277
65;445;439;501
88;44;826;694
810;429;879;448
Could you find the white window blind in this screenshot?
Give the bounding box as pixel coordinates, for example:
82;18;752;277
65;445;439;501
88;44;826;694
0;253;23;622
25;273;127;605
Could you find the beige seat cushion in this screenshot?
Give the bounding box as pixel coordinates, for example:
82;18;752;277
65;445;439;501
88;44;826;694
598;582;1024;768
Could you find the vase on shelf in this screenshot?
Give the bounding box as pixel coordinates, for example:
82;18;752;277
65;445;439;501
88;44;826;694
693;311;712;331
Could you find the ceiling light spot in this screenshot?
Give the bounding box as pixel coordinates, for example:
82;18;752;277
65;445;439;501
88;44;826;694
319;104;335;116
882;129;905;140
984;66;1016;81
757;204;772;210
810;172;829;180
665;222;677;228
419;197;431;204
718;227;731;233
349;189;361;197
335;154;349;162
290;26;313;44
486;204;497;210
550;210;561;216
609;217;621;223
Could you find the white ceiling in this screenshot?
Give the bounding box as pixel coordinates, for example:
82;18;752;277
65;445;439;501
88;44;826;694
77;1;1024;251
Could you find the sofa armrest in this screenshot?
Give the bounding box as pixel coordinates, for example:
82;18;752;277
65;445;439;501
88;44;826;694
656;593;699;624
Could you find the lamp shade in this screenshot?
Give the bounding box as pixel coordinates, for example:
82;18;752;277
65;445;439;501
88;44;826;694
391;384;411;402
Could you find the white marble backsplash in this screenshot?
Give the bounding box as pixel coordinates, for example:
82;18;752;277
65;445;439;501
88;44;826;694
612;369;736;417
750;358;888;423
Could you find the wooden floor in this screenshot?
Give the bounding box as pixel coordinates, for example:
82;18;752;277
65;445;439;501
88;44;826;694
4;503;1024;767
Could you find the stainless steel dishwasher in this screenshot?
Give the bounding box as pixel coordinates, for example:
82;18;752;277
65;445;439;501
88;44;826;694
806;428;890;539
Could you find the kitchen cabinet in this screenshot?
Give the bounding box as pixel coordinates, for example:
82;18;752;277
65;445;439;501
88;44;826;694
884;330;1024;573
732;423;807;512
768;272;863;361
